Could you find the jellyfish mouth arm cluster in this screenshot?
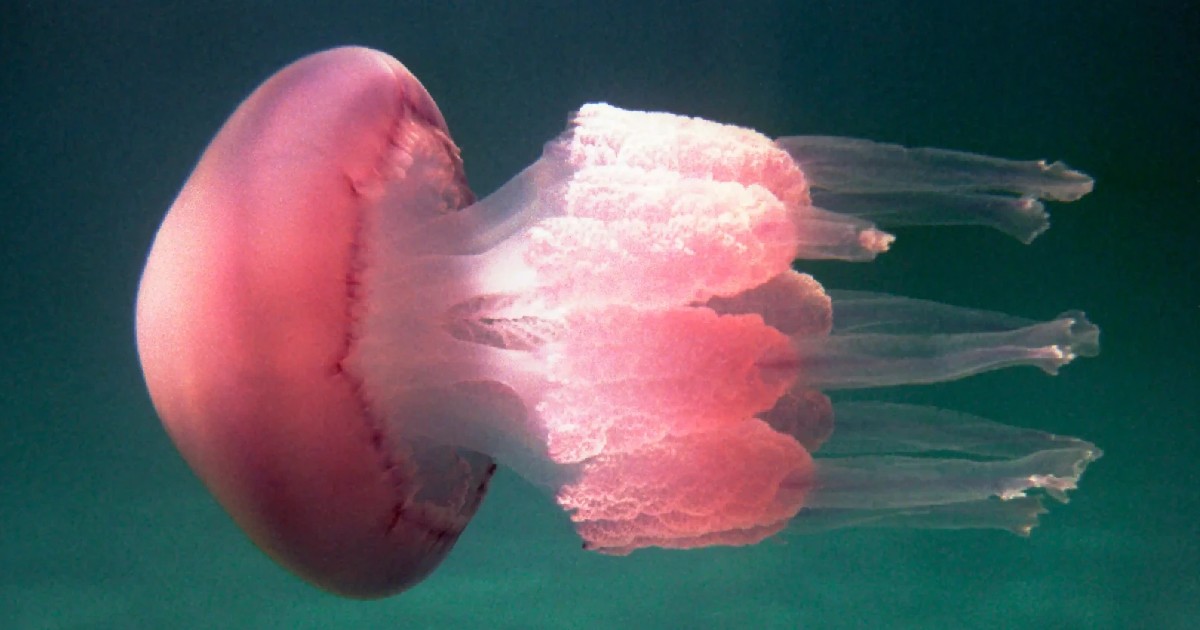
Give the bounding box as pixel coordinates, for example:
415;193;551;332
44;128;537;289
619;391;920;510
350;102;1102;553
136;47;1102;598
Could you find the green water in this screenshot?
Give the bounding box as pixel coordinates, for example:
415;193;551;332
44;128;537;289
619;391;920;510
2;2;1195;628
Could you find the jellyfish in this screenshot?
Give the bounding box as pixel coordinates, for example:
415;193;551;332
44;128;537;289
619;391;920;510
135;46;1101;599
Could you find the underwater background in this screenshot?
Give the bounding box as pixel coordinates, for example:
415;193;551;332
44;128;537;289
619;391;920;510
2;1;1195;628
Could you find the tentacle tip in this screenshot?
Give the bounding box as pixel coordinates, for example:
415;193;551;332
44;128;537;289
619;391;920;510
1015;196;1052;244
1038;160;1095;201
999;488;1030;501
1034;346;1071;375
1059;311;1101;358
859;228;895;254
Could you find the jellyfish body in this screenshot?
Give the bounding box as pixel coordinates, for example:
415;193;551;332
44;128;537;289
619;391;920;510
136;47;1100;598
135;48;491;598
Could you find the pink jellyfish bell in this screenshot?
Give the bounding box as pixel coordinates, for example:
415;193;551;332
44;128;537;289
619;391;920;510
136;47;1101;598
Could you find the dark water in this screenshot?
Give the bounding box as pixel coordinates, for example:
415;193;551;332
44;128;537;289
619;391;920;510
2;2;1196;628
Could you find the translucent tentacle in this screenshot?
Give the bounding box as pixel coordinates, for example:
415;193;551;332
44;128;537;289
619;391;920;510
775;136;1095;201
784;292;1099;389
792;402;1101;535
811;190;1051;244
828;290;1058;335
788;496;1053;535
